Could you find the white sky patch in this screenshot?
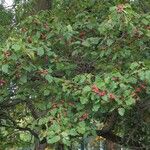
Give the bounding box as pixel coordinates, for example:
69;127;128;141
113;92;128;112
3;0;13;7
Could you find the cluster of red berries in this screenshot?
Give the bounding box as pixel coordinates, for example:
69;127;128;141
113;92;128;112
116;4;124;13
0;79;6;86
79;113;88;121
79;31;86;39
136;84;146;92
3;51;11;58
38;69;48;75
132;84;146;98
92;85;116;100
40;33;47;40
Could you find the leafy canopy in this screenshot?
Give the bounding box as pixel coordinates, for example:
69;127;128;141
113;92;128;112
0;0;150;149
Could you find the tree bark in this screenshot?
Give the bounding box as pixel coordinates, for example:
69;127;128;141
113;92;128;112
35;142;47;150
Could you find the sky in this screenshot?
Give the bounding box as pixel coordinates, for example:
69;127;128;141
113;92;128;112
3;0;13;7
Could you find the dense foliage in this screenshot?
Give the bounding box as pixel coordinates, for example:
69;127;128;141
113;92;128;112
0;4;13;43
0;0;150;149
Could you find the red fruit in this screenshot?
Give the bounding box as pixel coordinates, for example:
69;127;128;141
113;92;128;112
52;103;58;108
92;85;100;94
79;113;88;121
140;84;146;90
79;31;86;39
21;28;27;32
146;26;150;30
109;93;116;100
3;51;11;58
0;80;6;86
60;100;65;104
27;36;32;43
68;102;75;106
99;91;106;96
38;69;48;75
44;23;49;30
40;33;47;40
131;92;137;98
112;77;119;81
116;4;124;13
135;87;141;93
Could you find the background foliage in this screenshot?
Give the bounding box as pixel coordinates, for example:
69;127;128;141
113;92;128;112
0;0;150;149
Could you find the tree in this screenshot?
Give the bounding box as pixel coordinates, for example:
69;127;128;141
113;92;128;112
0;4;13;43
0;0;150;149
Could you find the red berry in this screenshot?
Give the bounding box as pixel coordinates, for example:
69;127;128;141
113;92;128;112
38;69;48;75
116;4;124;13
79;113;88;121
99;91;106;96
0;80;6;86
79;31;86;39
135;87;141;93
52;103;57;108
92;85;100;94
109;93;116;100
27;36;32;43
140;84;146;90
68;102;75;106
3;51;11;58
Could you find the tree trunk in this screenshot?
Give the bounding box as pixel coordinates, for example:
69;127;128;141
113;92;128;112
56;143;65;150
35;139;47;150
105;140;117;150
35;143;47;150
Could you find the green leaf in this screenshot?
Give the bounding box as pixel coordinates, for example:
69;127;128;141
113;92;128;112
118;108;125;116
92;104;100;112
130;62;139;70
12;44;21;51
80;97;88;104
38;117;49;125
47;131;55;138
51;122;61;133
88;37;100;45
142;18;149;25
20;132;31;142
20;75;27;83
2;64;9;73
82;85;91;94
37;47;44;56
125;97;135;106
77;122;86;134
67;25;73;32
82;40;90;47
62;137;71;146
47;135;60;144
145;71;150;82
107;39;113;46
45;74;53;83
44;89;50;96
69;129;78;136
101;95;108;102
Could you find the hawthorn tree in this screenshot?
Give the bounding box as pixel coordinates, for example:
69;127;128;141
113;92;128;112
0;0;150;150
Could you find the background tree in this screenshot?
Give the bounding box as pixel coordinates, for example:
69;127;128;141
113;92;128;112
0;0;150;150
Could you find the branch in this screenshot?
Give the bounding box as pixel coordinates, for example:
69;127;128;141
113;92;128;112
0;98;26;109
96;130;144;149
0;124;39;139
0;113;39;139
26;101;39;119
26;101;48;119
